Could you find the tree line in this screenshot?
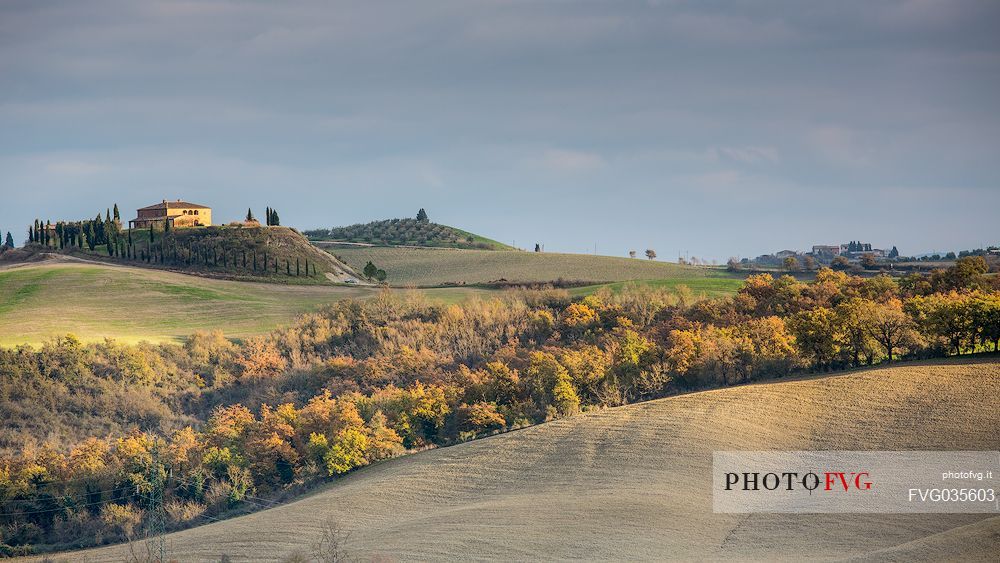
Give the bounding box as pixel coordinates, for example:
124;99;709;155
1;257;998;554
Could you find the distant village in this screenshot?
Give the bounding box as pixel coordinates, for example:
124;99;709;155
739;240;1000;271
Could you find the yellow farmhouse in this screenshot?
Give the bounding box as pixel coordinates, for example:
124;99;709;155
129;199;212;229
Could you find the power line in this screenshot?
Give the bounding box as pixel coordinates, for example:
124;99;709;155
0;486;134;517
145;444;167;563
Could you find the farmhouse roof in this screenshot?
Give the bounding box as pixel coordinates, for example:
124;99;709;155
138;199;211;211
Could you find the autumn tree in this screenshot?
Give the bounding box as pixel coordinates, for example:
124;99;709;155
525;352;579;418
788;307;839;369
906;292;973;355
865;299;917;362
235;337;288;379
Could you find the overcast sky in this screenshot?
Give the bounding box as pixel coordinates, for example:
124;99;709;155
1;1;998;260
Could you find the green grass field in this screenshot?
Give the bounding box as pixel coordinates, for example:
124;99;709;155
0;262;502;346
0;250;744;346
328;246;745;288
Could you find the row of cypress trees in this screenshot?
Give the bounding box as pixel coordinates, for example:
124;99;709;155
25;204;315;276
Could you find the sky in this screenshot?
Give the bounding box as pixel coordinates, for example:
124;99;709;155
1;0;999;261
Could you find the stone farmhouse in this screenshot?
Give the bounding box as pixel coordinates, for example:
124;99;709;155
129;200;212;229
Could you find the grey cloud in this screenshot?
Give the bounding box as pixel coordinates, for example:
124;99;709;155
1;0;998;259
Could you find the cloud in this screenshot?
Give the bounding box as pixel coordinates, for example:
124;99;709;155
538;149;606;173
1;0;998;261
711;146;780;165
807;126;874;167
662;12;800;46
44;158;108;177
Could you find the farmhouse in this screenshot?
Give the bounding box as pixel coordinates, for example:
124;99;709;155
811;245;841;257
129;199;212;229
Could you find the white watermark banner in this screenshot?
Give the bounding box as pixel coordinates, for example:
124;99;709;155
713;451;1000;513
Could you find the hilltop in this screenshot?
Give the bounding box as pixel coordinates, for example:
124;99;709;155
12;225;360;285
40;356;1000;562
305;218;513;250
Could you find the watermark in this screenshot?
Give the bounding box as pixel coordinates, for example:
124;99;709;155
713;451;999;513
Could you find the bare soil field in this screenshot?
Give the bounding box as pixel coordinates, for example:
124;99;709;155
38;356;1000;562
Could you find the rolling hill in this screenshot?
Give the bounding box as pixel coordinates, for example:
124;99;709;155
0;261;487;346
17;226;360;284
41;356;1000;562
327;245;745;289
305;218;513;250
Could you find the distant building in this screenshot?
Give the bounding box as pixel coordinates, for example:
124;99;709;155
775;250;798;259
841;241;873;255
811;244;841;257
129;200;212;229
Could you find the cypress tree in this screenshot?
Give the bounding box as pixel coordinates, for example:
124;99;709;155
28;226;33;244
95;214;104;244
149;225;154;243
304;258;309;276
286;259;290;275
5;232;13;248
296;258;300;276
113;204;120;223
246;208;255;222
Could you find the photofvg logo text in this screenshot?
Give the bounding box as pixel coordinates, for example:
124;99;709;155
713;451;999;513
724;469;872;493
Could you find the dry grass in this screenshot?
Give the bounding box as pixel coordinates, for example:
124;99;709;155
40;356;1000;562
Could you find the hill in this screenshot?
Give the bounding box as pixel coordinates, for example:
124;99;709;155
44;357;1000;562
0;261;487;346
18;226;360;284
305;218;513;250
328;245;744;290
